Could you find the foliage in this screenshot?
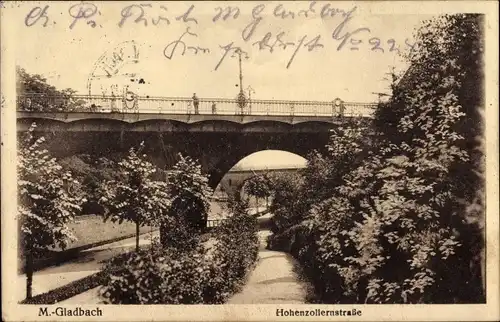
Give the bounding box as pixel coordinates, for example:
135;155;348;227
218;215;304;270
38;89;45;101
18;123;82;299
18;127;82;255
165;153;213;232
371;13;485;302
243;172;272;207
159;216;200;252
100;241;209;304
243;173;271;200
16;66;86;112
303;122;370;203
100;198;259;304
209;200;259;299
267;14;484;304
267;171;307;233
99;142;170;251
59;155;124;215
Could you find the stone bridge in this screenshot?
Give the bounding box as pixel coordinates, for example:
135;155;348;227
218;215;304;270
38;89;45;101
17;94;376;188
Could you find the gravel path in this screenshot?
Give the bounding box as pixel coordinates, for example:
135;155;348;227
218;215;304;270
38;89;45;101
46;209;306;305
226;230;309;304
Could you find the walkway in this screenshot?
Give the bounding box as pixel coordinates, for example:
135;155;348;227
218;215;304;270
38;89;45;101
16;230;158;303
62;216;310;305
227;214;310;304
20;206;268;304
25;209;307;304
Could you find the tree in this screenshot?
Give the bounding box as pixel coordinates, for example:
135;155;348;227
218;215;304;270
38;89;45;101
163;154;212;243
267;14;484;304
99;142;171;252
303;122;370;204
243;173;271;207
311;14;483;303
59;155;126;215
373;13;485;301
16;66;86;112
267;171;307;233
18;123;82;299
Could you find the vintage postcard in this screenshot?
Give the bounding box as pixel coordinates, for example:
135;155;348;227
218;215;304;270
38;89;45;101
1;0;499;321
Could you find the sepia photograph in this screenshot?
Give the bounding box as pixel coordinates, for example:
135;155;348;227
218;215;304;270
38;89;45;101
1;1;498;321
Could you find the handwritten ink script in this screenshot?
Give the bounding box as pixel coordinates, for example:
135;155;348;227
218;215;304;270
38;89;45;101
22;2;417;70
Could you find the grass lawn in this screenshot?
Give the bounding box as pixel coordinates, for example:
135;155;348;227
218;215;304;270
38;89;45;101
62;215;155;250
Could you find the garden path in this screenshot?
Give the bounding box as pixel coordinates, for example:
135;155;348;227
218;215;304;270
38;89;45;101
226;215;310;304
15;231;158;303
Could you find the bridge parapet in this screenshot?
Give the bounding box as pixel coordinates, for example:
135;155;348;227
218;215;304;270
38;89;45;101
17;94;377;118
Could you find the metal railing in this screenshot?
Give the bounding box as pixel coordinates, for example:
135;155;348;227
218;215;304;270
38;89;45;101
17;93;377;118
206;219;227;228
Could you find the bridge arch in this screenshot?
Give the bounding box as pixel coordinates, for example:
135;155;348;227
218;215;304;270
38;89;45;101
18;118;67;131
188;120;242;132
213;150;307;198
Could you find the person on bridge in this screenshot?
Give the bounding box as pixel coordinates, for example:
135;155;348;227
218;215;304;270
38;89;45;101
192;93;199;114
339;103;345;117
211;102;217;114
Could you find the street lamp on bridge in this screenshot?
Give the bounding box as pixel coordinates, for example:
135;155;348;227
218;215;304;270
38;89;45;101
232;48;249;115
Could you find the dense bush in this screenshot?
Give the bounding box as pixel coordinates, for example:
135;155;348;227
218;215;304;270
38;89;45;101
267;14;484;304
208;201;259;302
99;199;259;304
100;241;209;304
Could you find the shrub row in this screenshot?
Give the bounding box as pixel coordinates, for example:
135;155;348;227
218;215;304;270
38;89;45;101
99;209;259;304
21;271;107;305
206;211;259;303
266;14;484;304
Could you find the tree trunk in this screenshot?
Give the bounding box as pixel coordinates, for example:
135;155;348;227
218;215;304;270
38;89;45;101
135;220;140;252
25;249;33;300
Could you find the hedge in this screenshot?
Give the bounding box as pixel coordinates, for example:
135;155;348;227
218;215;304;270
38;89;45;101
20;271;107;304
99;210;259;304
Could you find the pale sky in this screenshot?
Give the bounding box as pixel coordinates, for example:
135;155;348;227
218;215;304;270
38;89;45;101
11;1;430;169
12;1;429;102
232;150;307;170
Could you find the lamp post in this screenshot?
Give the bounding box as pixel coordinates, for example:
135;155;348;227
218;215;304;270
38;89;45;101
232;48;249;115
238;49;243;92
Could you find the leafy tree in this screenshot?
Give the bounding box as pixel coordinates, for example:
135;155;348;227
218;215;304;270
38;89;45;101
373;13;485;301
59;155;126;215
18;123;82;299
16;66;85;112
267;171;307;233
267;14;484;304
99;142;171;252
162;154;212;245
303;122;370;204
243;173;271;207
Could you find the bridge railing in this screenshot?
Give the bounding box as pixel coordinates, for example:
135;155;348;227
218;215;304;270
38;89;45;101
16;94;377;118
206;219;227;228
